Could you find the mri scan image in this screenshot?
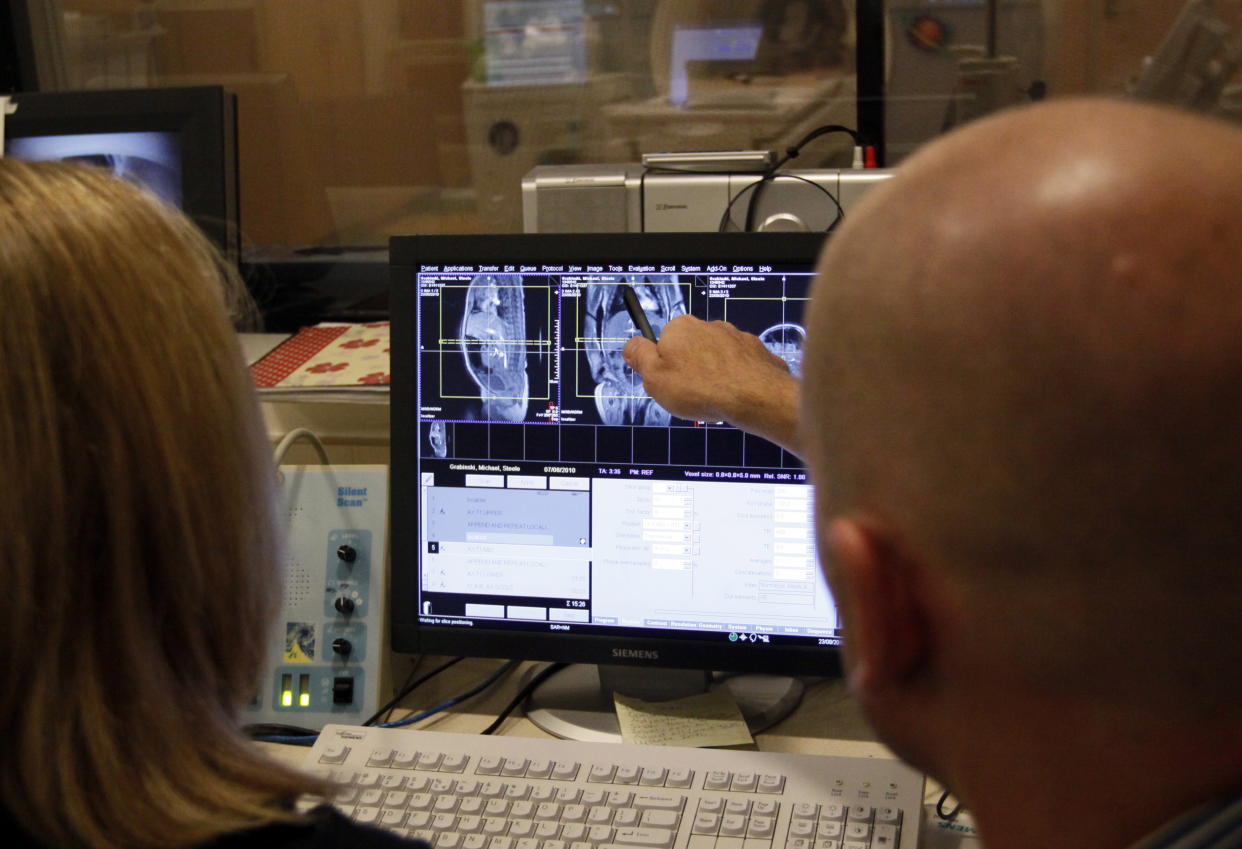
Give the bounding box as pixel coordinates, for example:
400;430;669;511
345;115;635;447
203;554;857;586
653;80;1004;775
460;274;530;422
583;277;686;425
758;322;806;376
427;420;449;458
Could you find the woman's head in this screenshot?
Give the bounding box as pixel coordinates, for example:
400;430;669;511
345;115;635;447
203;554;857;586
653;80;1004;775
0;158;310;848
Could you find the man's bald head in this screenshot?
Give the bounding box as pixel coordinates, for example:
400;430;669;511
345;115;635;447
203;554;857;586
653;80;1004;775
802;99;1242;715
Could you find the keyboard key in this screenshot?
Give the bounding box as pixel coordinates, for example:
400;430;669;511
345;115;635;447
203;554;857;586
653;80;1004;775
747;817;775;839
463;837;487;849
614;766;641;785
535;803;561;821
530;786;557;803
556;788;582;804
561;824;588;842
720;815;747;837
409;793;434;811
588;807;615;825
789;820;816;839
552;762;581;781
502;758;529;777
640;811;679;830
844;824;870;841
438;834;463;849
431;778;457;794
704;771;732;791
418;752;444;770
581;791;606;807
381;809;406;827
359;789;384;807
813;842;840;849
516;840;540;849
490;838;514;849
509;820;536;838
458;816;483;833
752;801;778;817
692;814;720;835
817;822;843;840
876;808;901;825
633;793;684;811
434;796;460;813
640;767;667;787
535;823;562;839
318;744;350;765
432;814;457;830
588;765;616;783
356;771;382;788
407;812;431;829
588;826;615;843
510;802;535;819
606;791;633;808
367;749;394;768
820;805;846;823
757;775;785;794
613;809;640;827
482;817;509;835
562;804;588;823
527;760;552;779
442;754;470;773
725;799;751;816
792;803;818;819
392;750;418;769
697;798;725;815
873;824;899;848
384;791;409;808
846;807;873;824
459;798;486;816
666;768;693;789
730;773;758;793
612;827;676;849
355;807;381;824
478;757;503;775
485;800;511;817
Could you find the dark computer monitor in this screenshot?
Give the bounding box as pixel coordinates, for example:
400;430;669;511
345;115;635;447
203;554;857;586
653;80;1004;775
390;232;840;738
4;86;239;261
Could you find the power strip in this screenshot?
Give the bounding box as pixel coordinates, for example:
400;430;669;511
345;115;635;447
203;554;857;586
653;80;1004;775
244;465;389;729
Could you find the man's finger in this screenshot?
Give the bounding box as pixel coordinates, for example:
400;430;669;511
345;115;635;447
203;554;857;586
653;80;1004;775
623;335;659;375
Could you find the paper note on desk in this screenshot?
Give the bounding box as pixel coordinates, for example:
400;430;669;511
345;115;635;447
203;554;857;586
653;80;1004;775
614;690;754;748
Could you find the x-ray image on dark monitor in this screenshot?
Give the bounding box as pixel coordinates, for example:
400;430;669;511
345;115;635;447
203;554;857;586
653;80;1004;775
6;131;183;208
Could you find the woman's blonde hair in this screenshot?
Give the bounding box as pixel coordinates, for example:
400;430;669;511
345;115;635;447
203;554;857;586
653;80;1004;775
0;159;319;848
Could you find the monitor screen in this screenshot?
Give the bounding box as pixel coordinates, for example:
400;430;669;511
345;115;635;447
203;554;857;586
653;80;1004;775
391;233;841;678
4;86;239;261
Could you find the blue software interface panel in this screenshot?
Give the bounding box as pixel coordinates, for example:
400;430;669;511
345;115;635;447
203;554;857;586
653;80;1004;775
413;258;840;649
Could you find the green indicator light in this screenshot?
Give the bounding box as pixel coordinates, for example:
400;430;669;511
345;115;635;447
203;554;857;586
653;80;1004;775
281;690;293;707
299;693;311;707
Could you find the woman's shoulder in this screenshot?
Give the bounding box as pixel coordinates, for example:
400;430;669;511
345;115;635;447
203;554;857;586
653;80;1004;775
203;806;429;849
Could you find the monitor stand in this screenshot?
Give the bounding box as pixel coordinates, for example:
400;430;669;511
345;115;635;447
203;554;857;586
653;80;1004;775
524;663;805;743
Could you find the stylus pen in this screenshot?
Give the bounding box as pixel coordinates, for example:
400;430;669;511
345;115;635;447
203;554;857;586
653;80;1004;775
620;284;658;342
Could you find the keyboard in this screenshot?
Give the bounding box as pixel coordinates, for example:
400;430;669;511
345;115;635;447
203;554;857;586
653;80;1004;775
304;724;924;849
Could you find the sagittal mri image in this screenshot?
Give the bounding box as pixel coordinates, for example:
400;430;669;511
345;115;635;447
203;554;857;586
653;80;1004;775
421;273;553;423
581;276;687;425
427;420;449;458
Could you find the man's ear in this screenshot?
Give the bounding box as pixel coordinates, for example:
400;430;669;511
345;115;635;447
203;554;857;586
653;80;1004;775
826;516;932;701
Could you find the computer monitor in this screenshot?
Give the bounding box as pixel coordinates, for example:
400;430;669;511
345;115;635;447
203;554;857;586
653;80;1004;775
390;232;840;739
3;86;239;261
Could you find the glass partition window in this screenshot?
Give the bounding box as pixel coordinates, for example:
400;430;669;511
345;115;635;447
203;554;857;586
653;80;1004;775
24;1;1242;248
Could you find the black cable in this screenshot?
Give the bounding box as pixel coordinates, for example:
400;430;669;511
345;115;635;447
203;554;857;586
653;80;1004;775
719;172;844;234
381;654;427;725
936;789;964;821
743;124;859;232
362;656;466;727
479;662;570;735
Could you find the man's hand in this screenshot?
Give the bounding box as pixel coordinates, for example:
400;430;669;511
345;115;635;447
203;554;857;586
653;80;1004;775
623;315;803;457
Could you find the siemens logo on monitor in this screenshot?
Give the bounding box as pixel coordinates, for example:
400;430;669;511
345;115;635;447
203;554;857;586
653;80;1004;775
612;648;659;660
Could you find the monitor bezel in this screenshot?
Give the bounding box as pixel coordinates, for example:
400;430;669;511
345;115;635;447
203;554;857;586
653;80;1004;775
389;232;840;676
4;86;240;262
